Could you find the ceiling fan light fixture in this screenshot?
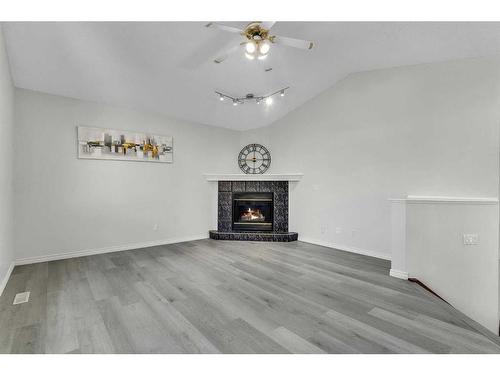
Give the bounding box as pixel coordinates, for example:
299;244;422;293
259;41;270;55
265;97;273;106
245;52;255;60
257;54;267;60
245;41;256;54
232;99;238;106
280;90;285;97
219;94;225;101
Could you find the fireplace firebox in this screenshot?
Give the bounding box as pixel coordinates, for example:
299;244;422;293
232;192;273;232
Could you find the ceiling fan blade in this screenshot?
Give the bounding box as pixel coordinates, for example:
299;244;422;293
259;21;276;30
271;34;314;50
213;43;244;64
205;22;244;34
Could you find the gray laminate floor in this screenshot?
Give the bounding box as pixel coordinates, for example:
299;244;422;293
1;239;500;354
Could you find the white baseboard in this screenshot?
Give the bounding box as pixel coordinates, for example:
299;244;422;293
0;262;15;297
298;237;391;261
14;234;209;266
390;268;409;280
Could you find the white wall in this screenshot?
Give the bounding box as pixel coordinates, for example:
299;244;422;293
242;57;500;259
0;25;14;293
406;200;499;333
14;89;240;262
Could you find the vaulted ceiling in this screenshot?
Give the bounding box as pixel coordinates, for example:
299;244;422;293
4;22;500;130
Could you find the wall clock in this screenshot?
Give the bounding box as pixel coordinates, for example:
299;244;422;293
238;144;271;174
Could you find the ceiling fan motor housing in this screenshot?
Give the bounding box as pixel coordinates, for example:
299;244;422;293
245;23;269;42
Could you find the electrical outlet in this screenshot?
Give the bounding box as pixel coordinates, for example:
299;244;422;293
153;223;159;231
463;234;479;245
320;225;327;234
335;227;342;234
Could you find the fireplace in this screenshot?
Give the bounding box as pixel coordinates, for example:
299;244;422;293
209;180;298;241
232;192;273;232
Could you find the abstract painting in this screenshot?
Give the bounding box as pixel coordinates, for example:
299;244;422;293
77;126;173;163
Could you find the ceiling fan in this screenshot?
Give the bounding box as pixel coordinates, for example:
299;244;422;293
205;21;314;63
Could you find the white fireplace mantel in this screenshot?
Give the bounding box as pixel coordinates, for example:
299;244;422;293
204;173;303;182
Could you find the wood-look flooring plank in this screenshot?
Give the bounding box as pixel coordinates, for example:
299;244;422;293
269;326;325;354
368;307;500;353
0;239;499;353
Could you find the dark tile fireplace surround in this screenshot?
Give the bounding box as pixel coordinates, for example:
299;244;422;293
209;181;298;242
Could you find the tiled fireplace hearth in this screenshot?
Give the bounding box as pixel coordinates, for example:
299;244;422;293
209;180;298;242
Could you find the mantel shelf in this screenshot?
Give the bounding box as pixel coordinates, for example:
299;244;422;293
204;173;303;182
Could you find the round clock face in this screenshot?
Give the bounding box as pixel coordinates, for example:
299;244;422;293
238;144;271;174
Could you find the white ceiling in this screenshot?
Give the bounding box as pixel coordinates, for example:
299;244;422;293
4;22;500;131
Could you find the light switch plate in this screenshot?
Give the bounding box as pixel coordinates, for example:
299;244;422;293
13;291;30;305
463;234;479;245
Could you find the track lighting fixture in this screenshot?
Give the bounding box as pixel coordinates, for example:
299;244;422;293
215;87;289;108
